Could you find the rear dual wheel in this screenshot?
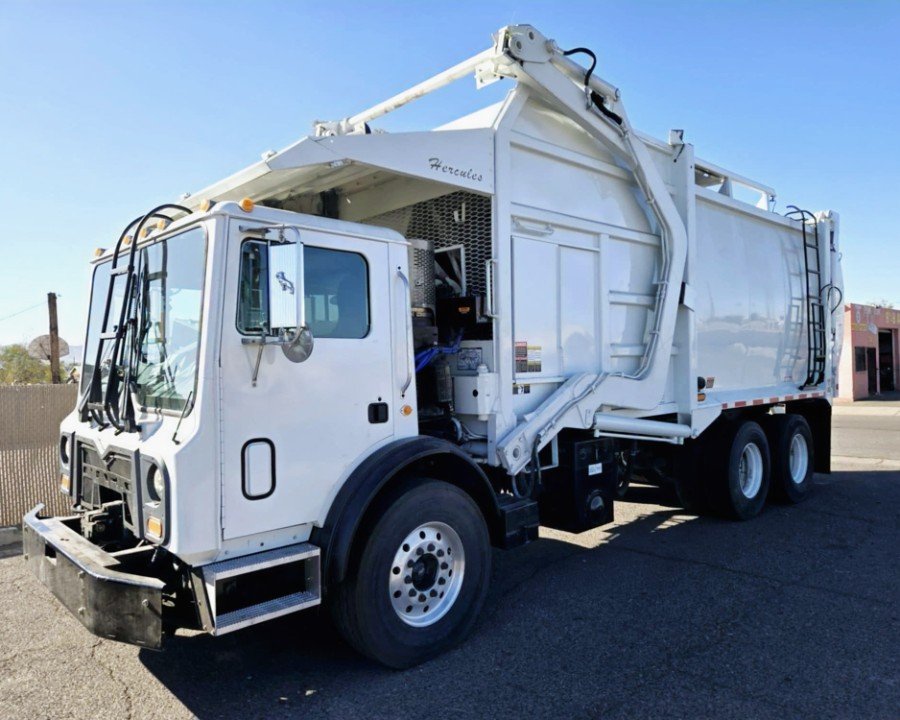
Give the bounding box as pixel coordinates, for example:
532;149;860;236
711;420;772;520
766;414;814;503
704;414;814;519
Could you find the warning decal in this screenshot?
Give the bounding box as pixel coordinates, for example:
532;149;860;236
515;341;542;373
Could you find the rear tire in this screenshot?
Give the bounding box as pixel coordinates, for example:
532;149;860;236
766;414;814;504
710;420;771;520
330;479;491;668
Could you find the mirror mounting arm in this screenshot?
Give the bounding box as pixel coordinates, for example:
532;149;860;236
242;335;283;386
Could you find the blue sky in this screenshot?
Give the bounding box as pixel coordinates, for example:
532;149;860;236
1;1;897;348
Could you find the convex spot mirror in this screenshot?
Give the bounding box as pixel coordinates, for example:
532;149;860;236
266;234;314;363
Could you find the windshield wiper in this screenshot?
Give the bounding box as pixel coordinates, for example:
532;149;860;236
172;390;194;445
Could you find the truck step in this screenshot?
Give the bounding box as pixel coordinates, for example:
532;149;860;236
215;590;320;634
202;543;321;636
203;542;319;583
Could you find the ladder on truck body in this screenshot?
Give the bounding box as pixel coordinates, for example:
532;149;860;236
786;206;826;388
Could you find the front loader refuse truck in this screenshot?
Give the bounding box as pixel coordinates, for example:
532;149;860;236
23;25;843;668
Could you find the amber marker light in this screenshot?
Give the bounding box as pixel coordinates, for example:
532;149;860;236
400;405;413;416
146;516;163;538
239;197;255;212
60;474;71;494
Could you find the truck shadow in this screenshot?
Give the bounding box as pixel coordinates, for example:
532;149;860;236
137;469;899;719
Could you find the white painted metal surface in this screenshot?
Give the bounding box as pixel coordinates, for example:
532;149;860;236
217;210;414;540
63;23;842;572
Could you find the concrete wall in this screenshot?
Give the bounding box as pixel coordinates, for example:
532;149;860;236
0;384;76;526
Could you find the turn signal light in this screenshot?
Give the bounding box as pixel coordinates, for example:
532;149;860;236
697;392;706;402
146;516;163;539
59;474;71;495
239;197;255;212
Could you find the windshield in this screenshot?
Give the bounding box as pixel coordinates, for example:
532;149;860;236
81;227;207;415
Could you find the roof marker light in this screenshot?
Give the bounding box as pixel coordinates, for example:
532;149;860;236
239;197;255;212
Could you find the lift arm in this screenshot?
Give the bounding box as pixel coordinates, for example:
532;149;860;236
317;25;689;476
492;26;689;474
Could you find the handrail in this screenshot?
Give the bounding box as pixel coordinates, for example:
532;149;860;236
484;258;498;318
396;269;413;397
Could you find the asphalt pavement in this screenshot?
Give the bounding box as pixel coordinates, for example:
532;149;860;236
1;408;898;720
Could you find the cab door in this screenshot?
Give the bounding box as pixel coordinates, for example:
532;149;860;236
219;220;404;540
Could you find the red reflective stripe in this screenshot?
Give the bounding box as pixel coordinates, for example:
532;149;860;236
733;401;747;408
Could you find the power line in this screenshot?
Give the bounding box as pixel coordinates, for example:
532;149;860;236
0;300;48;324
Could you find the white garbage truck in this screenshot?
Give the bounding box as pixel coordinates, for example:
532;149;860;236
24;25;843;668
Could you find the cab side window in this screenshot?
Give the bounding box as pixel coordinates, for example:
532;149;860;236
238;241;369;339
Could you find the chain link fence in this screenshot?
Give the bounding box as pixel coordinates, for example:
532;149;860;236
0;384;77;526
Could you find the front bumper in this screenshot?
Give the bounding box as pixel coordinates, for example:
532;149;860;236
22;504;165;649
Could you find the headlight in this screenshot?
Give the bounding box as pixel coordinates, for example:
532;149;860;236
147;465;165;502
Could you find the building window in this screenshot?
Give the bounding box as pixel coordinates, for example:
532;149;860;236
854;346;867;372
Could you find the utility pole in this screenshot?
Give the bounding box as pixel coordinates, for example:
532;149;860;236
48;292;61;384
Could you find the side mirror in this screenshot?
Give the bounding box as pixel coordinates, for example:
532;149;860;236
266;233;314;363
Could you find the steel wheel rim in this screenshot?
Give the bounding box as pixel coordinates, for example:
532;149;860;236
788;433;809;485
389;521;465;628
738;442;763;499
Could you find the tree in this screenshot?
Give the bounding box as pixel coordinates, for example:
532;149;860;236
0;344;51;384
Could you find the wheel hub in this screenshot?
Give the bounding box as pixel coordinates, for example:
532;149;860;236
411;554;439;591
788;433;809;485
738;442;763;499
389;521;465;628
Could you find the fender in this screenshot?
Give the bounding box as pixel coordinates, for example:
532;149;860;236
313;436;503;588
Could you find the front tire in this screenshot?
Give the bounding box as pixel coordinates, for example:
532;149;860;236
331;479;491;668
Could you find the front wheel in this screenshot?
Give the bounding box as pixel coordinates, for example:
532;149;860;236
331;479;491;668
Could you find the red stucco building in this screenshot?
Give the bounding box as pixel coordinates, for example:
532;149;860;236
839;303;900;400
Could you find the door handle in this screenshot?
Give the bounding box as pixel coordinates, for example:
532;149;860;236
368;402;389;424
